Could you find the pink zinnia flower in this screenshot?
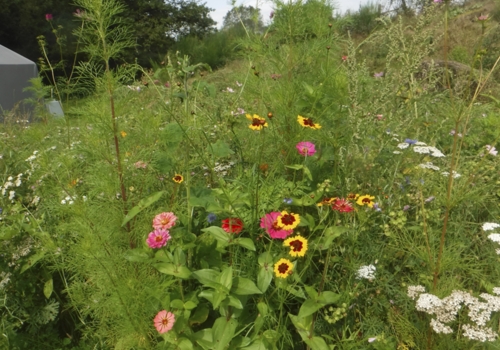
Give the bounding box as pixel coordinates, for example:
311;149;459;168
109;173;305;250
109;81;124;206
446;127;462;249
153;212;177;230
260;212;293;239
331;198;355;213
45;14;53;21
221;218;244;234
146;229;171;249
296;141;316;156
154;310;175;334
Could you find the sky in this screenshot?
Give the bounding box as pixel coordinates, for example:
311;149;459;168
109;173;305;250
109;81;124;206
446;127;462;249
203;0;373;28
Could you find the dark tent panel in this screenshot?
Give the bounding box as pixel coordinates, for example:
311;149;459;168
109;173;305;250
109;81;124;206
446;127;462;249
0;44;38;119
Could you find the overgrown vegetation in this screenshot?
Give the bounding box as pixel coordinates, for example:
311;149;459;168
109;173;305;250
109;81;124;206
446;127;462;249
3;0;500;349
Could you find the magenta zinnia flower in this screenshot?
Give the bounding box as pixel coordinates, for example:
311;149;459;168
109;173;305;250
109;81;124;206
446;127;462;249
45;14;53;21
260;212;293;239
296;142;316;156
153;212;177;230
154;310;175;334
146;229;171;249
331;198;355;213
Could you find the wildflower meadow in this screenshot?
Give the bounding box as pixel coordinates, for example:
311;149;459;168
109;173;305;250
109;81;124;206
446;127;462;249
3;0;500;349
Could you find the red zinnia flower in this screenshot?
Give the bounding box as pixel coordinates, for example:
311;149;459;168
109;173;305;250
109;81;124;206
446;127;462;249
222;218;243;234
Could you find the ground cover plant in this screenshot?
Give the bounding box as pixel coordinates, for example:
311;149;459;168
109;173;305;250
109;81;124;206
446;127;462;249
3;0;500;349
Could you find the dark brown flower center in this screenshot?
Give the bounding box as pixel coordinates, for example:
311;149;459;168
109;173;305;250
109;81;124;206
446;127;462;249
278;263;290;274
174;176;182;182
281;214;295;226
272;220;282;230
252;118;265;126
303;118;315;127
289;240;303;252
161;318;169;326
362;198;371;204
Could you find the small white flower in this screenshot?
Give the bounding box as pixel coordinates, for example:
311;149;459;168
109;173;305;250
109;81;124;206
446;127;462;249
415;141;427;146
356;264;376;280
441;171;461;179
419;162;440;171
61;199;66;204
397;143;409;149
485;145;498;156
407;285;426;300
8;191;15;200
393;151;402;154
414;146;431;154
483;222;500;231
488;234;500;243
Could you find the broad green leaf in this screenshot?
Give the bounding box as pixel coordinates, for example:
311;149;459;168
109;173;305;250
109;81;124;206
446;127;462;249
317;291;340;305
209;140;234;158
303;336;330;350
289;313;312;332
232;237;256;251
304;285;318;300
219;266;233;291
202;226;230;245
258;252;273;266
189;304;209;326
177;338;194;350
212;290;226;309
43;278;53;299
192;269;222;289
231;277;262;295
198;290;215;304
121;191;164;227
227;294;244;309
303;165;313;181
193;328;213;349
212;317;238;350
154;263;192;279
184;300;198;310
171;299;184;309
286;164;303;170
241;339;267;350
124;249;151;263
298;299;324;318
320;226;348;250
173;247;187;265
257;267;273;293
286;285;306;299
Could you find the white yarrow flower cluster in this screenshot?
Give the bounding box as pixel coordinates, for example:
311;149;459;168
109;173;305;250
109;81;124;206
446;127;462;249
419;162;440;171
441;171;461;179
394;139;445;157
408;286;500;341
484;222;500;254
356;264;376;280
483;222;500;231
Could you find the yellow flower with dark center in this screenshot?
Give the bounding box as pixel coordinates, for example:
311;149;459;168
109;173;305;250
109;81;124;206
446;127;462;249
120;131;127;137
317;197;336;207
173;174;184;184
347;193;359;201
297;115;321;129
284;235;308;257
356;194;375;208
277;211;300;230
246;114;268;131
274;258;293;278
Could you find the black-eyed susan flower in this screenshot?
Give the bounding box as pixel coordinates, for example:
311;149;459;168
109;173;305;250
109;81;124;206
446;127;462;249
246;114;268;131
297;115;321;129
356;194;375;208
274;258;293;278
284;235;308;257
277;211;300;230
172;174;184;184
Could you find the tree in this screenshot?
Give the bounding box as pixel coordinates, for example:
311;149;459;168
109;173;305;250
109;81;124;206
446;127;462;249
222;5;264;32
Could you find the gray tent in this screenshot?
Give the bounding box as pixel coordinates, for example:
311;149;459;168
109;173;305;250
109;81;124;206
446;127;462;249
0;44;38;118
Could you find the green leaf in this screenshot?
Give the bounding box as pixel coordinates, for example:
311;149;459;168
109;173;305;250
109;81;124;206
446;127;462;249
317;291;340;305
286;285;306;299
232;237;256;251
154;263;192;279
124;249;151;262
303;165;313;181
304;285;318;300
241;339;267;350
189;304;209;326
286;164;303;170
231;277;262;295
192;269;223;289
177;338;194;350
171;299;184;309
202;226;230;245
184;300;198;310
289;313;313;332
20;251;46;273
209;140;234;158
193;329;213;349
212;317;238;350
173;247;187;265
227;294;244;309
121;191;164;227
298;299;325;318
258;252;274;266
219;266;233;291
303;336;330;350
257;267;273;293
43;278;53;299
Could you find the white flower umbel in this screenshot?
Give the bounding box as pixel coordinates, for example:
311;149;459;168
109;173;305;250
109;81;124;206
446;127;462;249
419;162;440;171
397;143;409;149
488;234;500;243
413;146;431;154
356;264;376;280
483;222;500;231
441;171;461;179
408;286;500;341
